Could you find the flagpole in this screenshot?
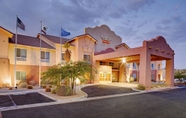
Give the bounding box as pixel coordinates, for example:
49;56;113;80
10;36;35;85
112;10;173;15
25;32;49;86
60;28;62;65
14;15;18;87
39;21;42;87
60;28;62;83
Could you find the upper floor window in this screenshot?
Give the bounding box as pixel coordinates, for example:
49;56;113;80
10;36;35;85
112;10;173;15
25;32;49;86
109;62;114;67
41;51;50;62
84;54;91;63
100;61;106;65
133;63;136;69
16;48;27;61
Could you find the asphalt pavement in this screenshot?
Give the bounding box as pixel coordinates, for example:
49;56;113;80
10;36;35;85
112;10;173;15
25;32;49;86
2;87;186;118
81;84;137;97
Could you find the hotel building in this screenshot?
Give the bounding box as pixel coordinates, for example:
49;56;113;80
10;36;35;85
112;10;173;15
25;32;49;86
0;25;174;89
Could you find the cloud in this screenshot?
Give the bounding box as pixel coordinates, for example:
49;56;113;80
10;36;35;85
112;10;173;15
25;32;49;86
137;20;149;28
160;19;172;25
126;0;155;12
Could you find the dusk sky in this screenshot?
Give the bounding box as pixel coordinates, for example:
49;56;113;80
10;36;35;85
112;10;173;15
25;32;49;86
0;0;186;69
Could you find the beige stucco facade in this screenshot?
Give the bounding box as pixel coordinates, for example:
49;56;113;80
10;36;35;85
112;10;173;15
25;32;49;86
0;28;13;87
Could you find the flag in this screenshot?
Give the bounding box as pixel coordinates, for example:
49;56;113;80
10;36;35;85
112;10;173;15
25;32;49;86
61;28;70;37
17;17;25;30
41;25;47;34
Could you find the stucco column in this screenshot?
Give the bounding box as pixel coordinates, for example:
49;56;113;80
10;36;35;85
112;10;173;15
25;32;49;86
119;63;126;82
165;57;174;87
92;55;99;83
139;49;151;90
136;62;140;82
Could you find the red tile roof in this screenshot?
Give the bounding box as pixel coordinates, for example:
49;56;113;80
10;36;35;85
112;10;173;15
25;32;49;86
10;34;55;49
40;34;70;44
94;48;115;55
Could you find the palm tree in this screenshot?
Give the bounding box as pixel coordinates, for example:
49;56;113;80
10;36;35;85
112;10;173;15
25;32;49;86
63;42;71;63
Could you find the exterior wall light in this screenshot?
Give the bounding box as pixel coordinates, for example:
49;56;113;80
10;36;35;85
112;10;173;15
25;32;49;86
122;58;126;63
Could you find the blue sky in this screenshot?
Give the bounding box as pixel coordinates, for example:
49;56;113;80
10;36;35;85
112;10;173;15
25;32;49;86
0;0;186;69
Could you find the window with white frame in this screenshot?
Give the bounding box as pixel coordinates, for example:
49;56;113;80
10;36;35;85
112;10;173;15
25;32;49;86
109;62;114;67
84;54;91;63
16;71;26;81
41;51;50;62
16;48;27;61
61;53;65;61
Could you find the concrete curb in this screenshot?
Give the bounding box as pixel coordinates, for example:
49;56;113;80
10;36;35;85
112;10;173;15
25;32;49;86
38;91;57;101
132;86;184;93
0;89;41;95
0;89;88;112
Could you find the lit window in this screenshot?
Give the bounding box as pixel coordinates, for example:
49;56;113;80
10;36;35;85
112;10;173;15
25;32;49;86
16;48;27;61
16;71;26;81
109;62;114;66
84;54;91;63
41;51;50;62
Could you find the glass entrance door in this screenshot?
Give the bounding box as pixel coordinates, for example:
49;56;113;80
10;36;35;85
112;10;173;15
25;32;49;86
99;72;111;82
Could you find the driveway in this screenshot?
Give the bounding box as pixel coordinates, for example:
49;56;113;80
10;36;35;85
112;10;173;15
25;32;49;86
81;84;137;97
2;88;186;118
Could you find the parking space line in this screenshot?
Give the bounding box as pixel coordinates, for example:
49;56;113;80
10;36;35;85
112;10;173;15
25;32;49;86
8;95;16;107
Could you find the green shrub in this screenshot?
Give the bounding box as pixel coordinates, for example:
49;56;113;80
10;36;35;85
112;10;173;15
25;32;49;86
29;80;37;86
42;85;46;89
51;89;56;94
19;82;28;88
137;84;145;90
27;85;33;89
129;77;134;82
56;85;73;96
45;87;51;92
18;80;27;85
9;87;13;90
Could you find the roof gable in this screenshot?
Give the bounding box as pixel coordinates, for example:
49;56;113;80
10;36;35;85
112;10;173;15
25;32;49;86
37;34;70;44
115;43;130;50
0;26;14;38
11;34;55;49
67;33;97;43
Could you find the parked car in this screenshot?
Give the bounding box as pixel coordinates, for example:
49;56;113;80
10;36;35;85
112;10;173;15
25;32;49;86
174;78;186;84
180;78;186;84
